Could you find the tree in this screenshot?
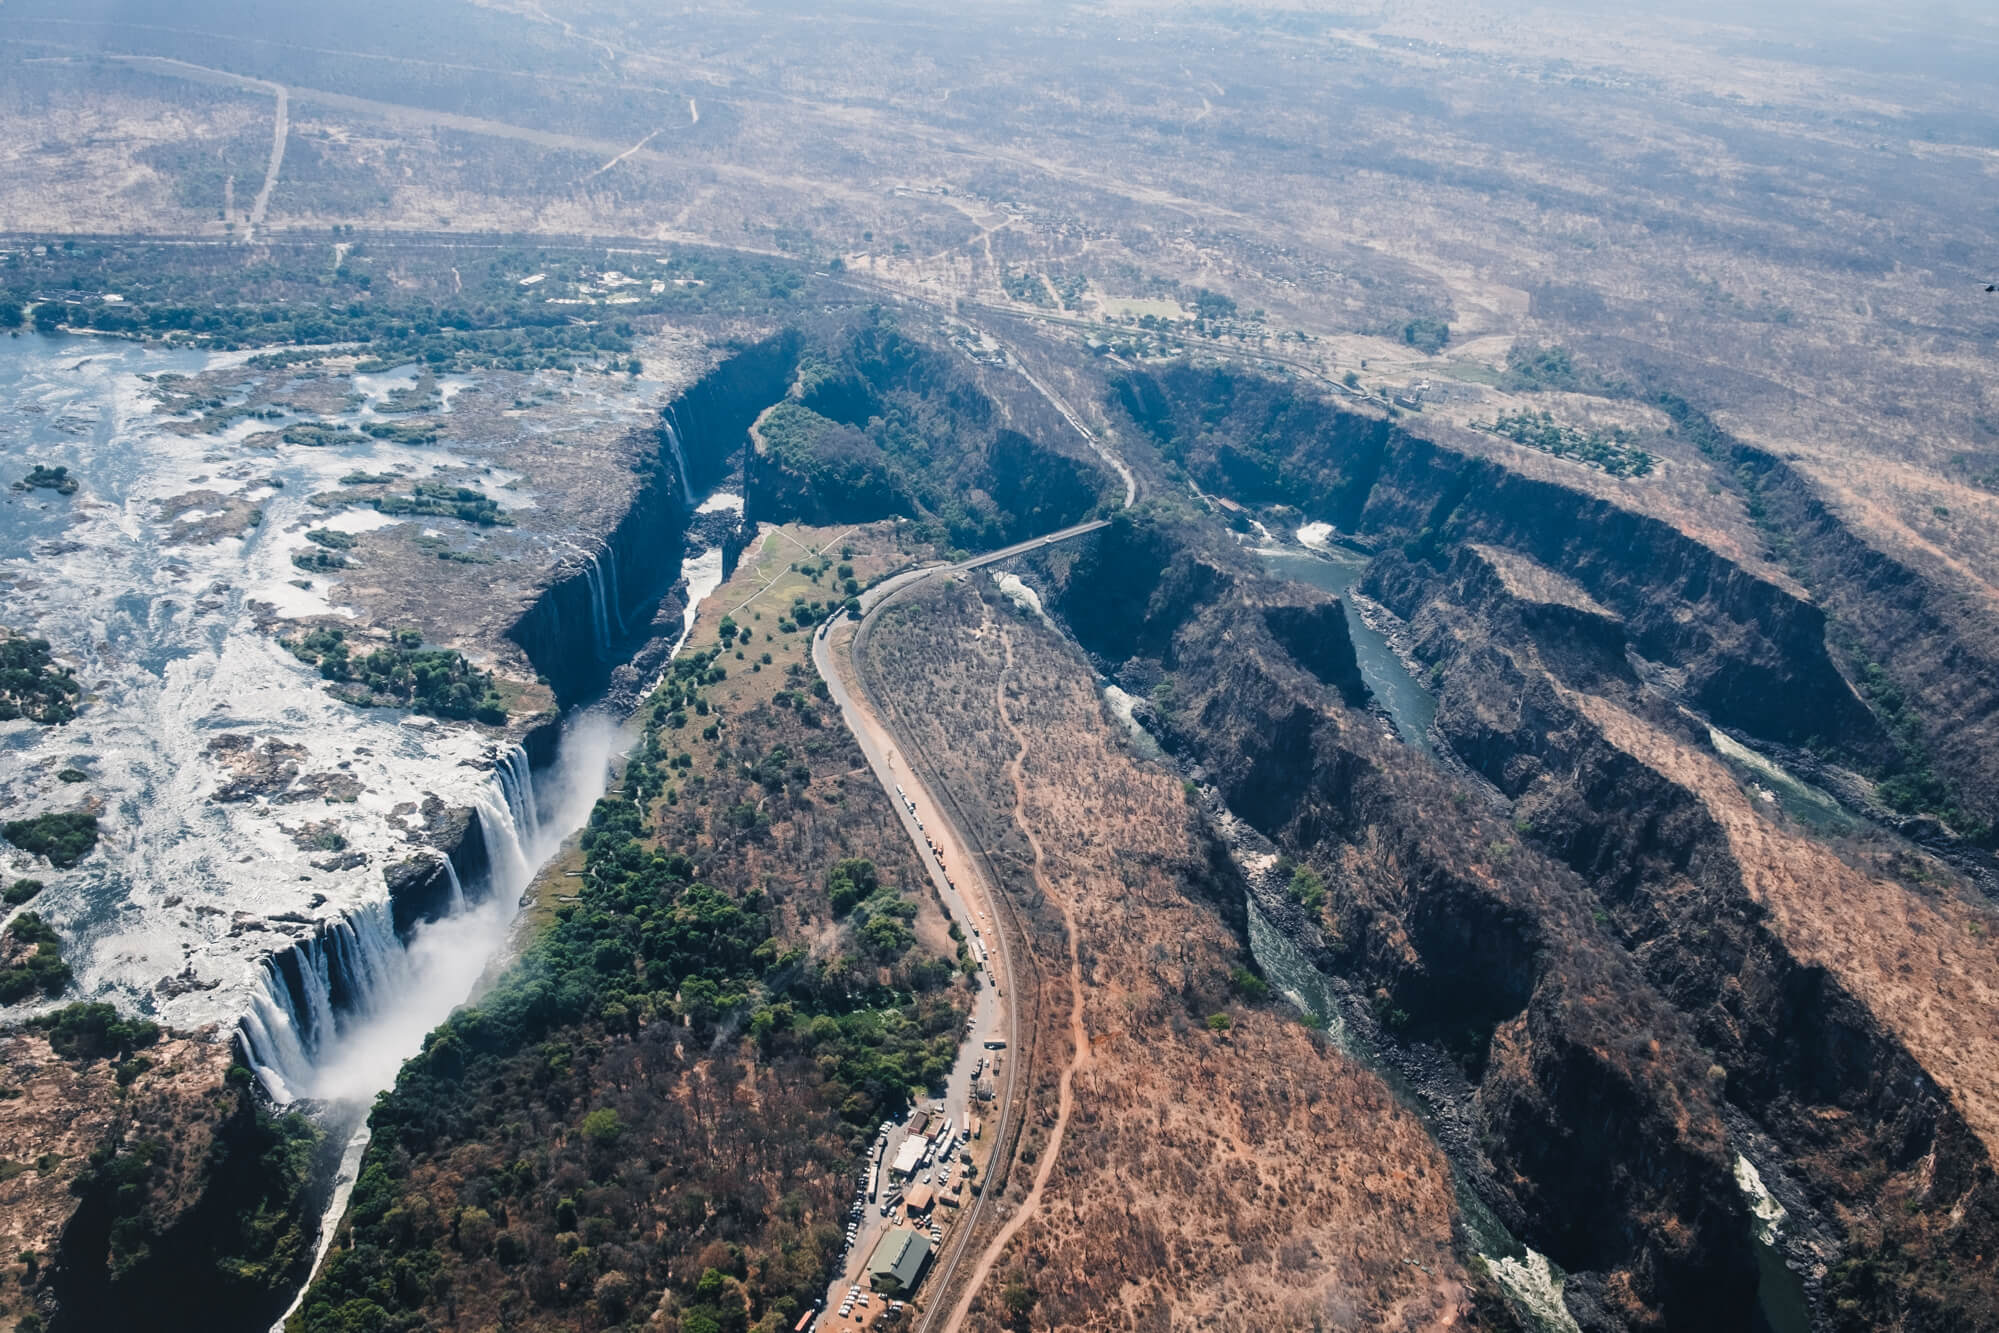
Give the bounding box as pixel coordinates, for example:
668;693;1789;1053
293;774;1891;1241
1401;318;1450;355
580;1107;624;1147
1002;1281;1037;1329
827;858;879;915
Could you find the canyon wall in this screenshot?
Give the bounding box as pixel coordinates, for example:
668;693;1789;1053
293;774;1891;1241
508;334;801;703
1025;359;1999;1331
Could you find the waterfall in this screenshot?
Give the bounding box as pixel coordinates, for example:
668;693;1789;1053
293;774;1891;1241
581;555;611;660
496;743;541;844
241;706;620;1323
236;750;563;1104
664;407;693;503
441;857;465;912
239;902;409;1102
602;548;627;636
470;781;534;893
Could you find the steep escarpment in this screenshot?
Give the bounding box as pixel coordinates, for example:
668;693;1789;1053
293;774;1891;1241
381;797;491;936
294;526;970;1333
1069;486;1999;1327
1372;541;1999;1332
512;320;1112;705
749;316;1113;544
1028;516;1760;1331
1731;441;1999;843
1115;365;1887;768
0;1019;324;1333
509;335;797;703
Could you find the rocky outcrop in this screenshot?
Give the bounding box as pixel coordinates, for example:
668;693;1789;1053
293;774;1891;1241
381;796;489;937
1262;599;1369;707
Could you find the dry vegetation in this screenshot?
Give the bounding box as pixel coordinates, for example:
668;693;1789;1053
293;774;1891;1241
0;1029;232;1287
7;0;1997;616
1571;690;1999;1160
862;576;1472;1330
292;519;979;1333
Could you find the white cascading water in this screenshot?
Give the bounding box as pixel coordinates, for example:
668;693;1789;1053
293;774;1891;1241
602;548;627;636
664;408;693;503
441;857;465;913
581;552;612;660
497;742;542;844
239;720;615;1106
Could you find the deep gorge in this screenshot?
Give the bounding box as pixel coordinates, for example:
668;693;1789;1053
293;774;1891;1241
1024;365;1999;1332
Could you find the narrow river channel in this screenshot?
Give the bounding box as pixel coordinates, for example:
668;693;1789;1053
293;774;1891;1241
1251;533;1811;1333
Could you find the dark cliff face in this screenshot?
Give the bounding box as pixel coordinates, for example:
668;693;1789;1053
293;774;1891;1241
1033;516;1761;1331
1117;364;1888;769
1034;486;1999;1330
509;335;799;704
1262;600;1369;707
381;797;492;937
750;318;1113;543
1377;543;1999;1332
49;1089;323;1333
1735;446;1999;844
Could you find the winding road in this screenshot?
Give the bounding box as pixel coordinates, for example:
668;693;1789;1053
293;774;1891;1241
807;353;1129;1329
812;521;1105;1331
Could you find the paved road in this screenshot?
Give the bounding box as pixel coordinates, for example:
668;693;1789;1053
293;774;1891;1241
810;521;1105;1329
101;56;288;242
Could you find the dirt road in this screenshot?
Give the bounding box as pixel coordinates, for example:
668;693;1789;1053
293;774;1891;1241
940;625;1092;1330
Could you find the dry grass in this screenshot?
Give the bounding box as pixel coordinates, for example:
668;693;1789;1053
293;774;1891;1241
1570;689;1999;1159
0;1029;233;1324
864;579;1470;1330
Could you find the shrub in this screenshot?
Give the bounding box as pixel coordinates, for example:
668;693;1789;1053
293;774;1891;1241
1402;318;1450;354
2;811;99;867
30;1002;160;1060
0;913;71;1003
580;1107;624;1147
827;857;880;916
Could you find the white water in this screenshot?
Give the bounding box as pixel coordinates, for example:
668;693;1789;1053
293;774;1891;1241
602;548;626;636
659;488;738;663
990;569;1054;628
664;409;693;502
241;717;613;1104
696;489;744;517
1101;684;1167;761
1483;1249;1584;1333
0;337;510;1037
1296;520;1335;550
1735;1153;1787;1248
670;544;727;660
581;550;613;659
272;1117;372;1331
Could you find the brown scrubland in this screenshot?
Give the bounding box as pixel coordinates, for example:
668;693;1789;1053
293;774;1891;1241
862;577;1479;1330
